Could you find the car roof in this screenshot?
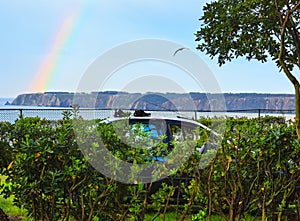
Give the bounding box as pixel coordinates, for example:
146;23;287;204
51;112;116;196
104;116;219;137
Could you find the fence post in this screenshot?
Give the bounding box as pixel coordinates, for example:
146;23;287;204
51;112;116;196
258;109;261;119
19;109;23;118
194;110;197;120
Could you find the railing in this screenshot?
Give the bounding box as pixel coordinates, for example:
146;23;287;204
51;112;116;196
0;107;296;123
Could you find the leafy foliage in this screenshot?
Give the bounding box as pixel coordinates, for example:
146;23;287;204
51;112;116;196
196;0;300;69
0;115;299;220
196;0;300;139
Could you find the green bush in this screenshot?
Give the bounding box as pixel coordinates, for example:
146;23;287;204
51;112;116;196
204;117;300;220
0;115;299;221
0;121;14;169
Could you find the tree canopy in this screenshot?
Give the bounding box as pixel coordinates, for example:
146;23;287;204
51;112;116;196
196;0;300;69
196;0;300;138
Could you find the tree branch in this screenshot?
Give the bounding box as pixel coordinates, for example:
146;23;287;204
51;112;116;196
274;0;284;24
288;18;300;68
290;1;300;14
286;1;300;68
278;4;299;86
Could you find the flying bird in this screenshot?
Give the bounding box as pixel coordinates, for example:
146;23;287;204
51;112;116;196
173;47;189;56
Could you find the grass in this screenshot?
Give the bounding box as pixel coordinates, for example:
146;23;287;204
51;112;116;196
144;211;261;221
0;195;29;219
0;175;30;220
0;175;262;221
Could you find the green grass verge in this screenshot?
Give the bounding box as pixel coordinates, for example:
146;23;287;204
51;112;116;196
1;175;261;221
144;212;190;221
0;175;30;220
144;212;260;221
0;195;29;219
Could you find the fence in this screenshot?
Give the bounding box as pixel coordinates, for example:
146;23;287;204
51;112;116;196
0;107;296;123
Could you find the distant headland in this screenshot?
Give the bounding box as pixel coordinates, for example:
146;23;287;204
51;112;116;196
7;91;295;111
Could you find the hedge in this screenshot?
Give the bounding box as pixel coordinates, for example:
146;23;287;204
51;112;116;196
0;113;299;221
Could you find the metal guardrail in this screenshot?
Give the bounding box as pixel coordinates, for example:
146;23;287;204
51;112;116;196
0;108;113;123
0;108;296;123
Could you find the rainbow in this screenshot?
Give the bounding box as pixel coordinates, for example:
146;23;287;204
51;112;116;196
29;6;85;93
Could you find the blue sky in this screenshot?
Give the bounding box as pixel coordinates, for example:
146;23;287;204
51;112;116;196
0;0;295;98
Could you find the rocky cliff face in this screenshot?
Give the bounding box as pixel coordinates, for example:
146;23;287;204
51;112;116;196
9;92;295;111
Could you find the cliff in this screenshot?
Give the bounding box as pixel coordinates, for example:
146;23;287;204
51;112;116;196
9;92;295;111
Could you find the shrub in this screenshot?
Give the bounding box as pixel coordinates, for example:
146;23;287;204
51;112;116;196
0;115;299;221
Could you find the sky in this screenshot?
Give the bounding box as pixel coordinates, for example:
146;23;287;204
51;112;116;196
0;0;296;98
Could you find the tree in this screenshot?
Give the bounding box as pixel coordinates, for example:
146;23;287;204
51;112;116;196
195;0;300;138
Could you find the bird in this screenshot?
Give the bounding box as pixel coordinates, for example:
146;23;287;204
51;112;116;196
173;47;189;56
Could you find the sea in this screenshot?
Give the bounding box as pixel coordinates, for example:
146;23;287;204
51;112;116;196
0;97;295;123
0;98;13;106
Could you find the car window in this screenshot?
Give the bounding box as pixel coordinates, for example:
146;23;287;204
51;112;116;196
182;125;199;140
169;124;183;142
169;123;199;141
131;123;162;139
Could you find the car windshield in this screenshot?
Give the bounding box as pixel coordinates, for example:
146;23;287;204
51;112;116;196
169;123;199;141
107;117;209;163
131;123;162;140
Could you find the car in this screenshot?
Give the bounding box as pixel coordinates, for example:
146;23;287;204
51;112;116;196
108;110;220;158
104;110;220;203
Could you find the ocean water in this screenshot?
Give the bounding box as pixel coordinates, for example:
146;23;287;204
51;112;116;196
0;98;295;123
0;98;13;106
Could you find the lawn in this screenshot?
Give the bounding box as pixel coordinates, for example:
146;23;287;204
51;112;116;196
0;175;262;221
0;175;29;220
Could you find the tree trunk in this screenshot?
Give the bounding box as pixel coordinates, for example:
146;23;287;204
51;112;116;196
294;85;300;139
280;56;300;139
280;60;300;139
277;4;300;139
